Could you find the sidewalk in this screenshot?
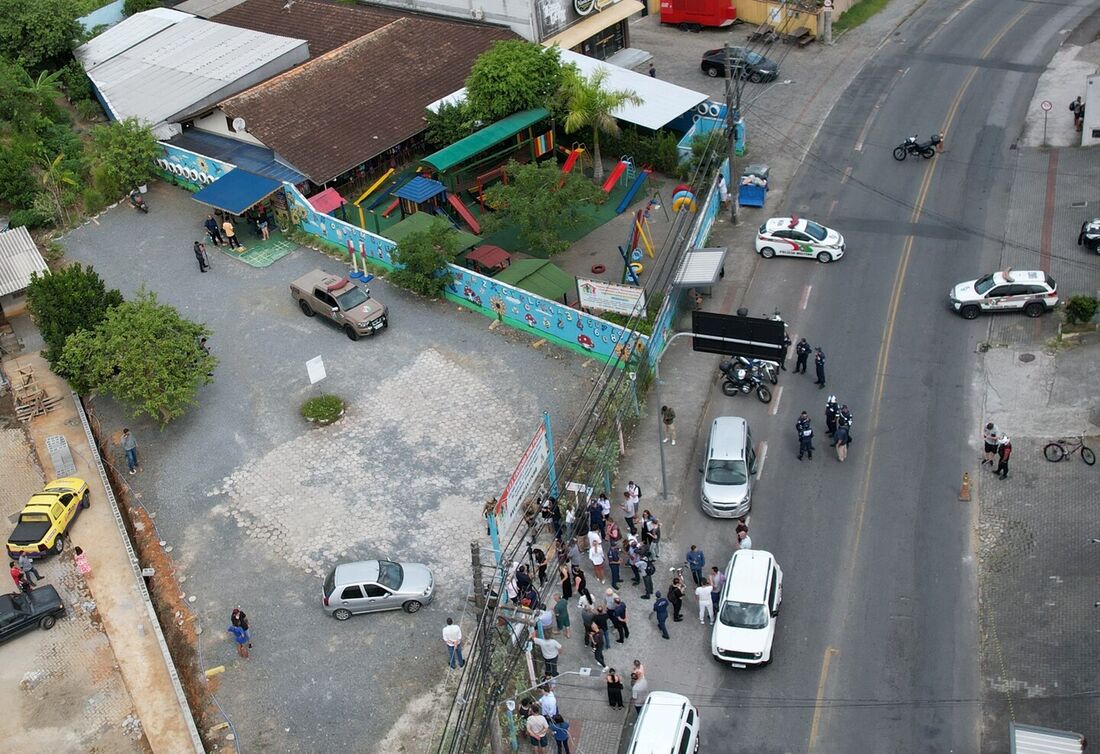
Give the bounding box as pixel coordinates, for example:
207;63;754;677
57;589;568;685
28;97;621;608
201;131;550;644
0;348;202;752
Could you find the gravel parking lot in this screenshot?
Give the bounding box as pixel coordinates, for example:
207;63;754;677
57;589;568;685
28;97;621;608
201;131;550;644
60;183;591;752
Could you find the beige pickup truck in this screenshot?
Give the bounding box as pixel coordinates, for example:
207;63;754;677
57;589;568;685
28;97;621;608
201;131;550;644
290;270;388;340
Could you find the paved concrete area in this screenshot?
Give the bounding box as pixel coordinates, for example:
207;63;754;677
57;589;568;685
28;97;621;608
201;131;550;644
976;336;1100;751
0;356;198;752
58;183;592;752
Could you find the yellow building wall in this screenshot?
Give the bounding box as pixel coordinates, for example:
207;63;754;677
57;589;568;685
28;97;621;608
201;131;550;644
734;0;852;29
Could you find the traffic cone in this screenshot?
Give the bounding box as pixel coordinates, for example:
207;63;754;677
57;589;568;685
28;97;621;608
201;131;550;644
958;472;971;502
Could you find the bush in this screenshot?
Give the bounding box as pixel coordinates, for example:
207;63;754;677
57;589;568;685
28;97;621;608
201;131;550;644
1064;294;1099;325
75;98;103;122
0;143;38;208
300;394;345;425
123;0;162;14
8;206;52;229
597;127;683;175
389;218;461;297
58;60;91;102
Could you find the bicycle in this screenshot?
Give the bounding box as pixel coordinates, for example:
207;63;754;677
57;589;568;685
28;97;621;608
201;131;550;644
1043;437;1096;465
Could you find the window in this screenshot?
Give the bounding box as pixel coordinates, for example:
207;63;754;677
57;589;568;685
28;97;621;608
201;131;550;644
973;274;997;295
986;285;1012;298
59;493;73;506
50;503;64;519
364;584;388;598
719;601;768;629
377;560;403;590
335;286;369;311
678;729;692;754
706;459;748;486
804;221;828;241
314;291;336;308
767;569;778;609
341;585;364;600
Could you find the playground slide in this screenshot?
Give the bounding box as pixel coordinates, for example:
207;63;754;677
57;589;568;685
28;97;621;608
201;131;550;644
602;161;629;193
616;168;653;214
447;194;481;234
381;198;400;218
354;167;394;205
367;171;413;211
562;149;583;174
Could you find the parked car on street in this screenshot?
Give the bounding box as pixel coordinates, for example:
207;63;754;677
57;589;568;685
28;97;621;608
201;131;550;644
948;269;1058;319
755;216;845;263
711;549;782;668
7;478;89;559
0;585;66;644
1077;218;1100;251
322;559;434;620
700;47;779;81
290;270;387;341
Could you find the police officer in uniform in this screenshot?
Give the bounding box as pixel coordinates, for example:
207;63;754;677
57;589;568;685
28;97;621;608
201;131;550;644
797;411;814;460
794;338;812;373
780;329;792;371
825;395;839;437
813;347;827;389
837;404;853;444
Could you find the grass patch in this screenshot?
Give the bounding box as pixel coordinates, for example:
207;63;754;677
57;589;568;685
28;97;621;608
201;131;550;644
832;0;892;33
301;394;346;425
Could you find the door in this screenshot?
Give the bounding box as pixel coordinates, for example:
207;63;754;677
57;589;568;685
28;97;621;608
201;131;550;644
364;583;399;611
58;492;77;526
313;290;341;322
983;284;1015;311
787;231;816;257
335;584;372;614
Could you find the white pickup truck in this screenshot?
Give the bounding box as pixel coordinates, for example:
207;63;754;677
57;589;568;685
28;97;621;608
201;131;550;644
290;270;388;340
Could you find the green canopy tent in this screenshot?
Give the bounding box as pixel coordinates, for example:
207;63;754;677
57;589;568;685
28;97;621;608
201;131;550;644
494;259;575;305
382;212;481;251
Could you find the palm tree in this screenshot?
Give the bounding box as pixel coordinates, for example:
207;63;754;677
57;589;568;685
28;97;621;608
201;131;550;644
38;153;78;226
561;66;643;183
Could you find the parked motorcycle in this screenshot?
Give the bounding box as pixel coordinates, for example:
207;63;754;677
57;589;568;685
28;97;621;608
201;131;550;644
719;361;773;403
734;355;779;385
129;190;149;213
892;134;942;161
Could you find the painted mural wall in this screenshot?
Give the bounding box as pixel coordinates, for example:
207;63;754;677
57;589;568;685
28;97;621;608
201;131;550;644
156;142;234;190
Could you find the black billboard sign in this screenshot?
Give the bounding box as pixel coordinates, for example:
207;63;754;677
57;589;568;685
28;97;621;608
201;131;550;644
691;311;786;361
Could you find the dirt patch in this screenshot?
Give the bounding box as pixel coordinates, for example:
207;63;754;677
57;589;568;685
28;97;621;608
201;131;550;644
82;401;220;751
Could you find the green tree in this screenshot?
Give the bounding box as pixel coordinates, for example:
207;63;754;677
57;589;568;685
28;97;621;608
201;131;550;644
465;41;563;123
57;289;216;425
26;264;124;366
89;117;159;198
561;65;643;182
37;153;79;226
123;0;162;15
390;218;462;297
482;159;604;256
424;100;474;149
0;143;39;208
0;0;81;72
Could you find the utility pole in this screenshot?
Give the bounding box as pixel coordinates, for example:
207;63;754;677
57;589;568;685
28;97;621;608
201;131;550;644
724;43;746;225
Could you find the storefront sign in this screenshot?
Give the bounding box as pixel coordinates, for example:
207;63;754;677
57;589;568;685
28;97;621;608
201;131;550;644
574;0;618;16
577;278;647;315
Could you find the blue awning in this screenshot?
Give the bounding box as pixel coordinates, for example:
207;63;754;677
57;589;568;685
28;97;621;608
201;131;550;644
394;176;446;203
165;130;306;184
192;169;282;215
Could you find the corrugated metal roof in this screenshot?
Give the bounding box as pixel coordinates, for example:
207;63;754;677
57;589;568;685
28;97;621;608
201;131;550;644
421;109;550;174
75;8;192;68
674;247;727;287
173;0;248;18
1011;723;1085;754
79;13;306;127
0;226;47;298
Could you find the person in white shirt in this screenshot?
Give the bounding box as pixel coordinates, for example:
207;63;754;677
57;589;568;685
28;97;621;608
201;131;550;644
738;531;752;550
539;687;558;718
695;581;714;624
530;629;562;677
442;617;465;669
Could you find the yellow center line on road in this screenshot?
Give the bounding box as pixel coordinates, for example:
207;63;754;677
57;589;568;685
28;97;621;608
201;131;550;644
806;7;1031;752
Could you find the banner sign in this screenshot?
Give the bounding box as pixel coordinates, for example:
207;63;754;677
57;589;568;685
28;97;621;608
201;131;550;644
495;423;550;535
577;278;647;316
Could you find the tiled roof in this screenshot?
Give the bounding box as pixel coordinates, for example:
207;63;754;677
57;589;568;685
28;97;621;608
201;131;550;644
220;15;515;182
209;0;408;56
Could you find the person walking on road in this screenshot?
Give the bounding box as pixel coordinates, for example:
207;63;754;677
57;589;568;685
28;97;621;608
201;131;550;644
638;552;654;599
610;596;630;642
982;422;1000;466
608;542;622;589
813;347;827;388
443;617;466;669
668;577;685;621
621;490;638;535
73;546;92;578
696;579;714;624
652;591;670;639
661;405;677;445
193;240;211;272
709;566;725;612
794;338;812;373
549;714;572;754
797;412;814;461
17;553;41;584
228;622;250;658
589;537;606;583
605;667;625;708
631;672;649;715
738;529;752;550
995;435;1012;480
121;428;139;475
589;622;607;668
686;545;705;586
553;593;571;639
835;409;851;462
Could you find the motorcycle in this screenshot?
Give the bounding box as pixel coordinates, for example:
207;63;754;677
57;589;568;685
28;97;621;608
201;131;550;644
129;191;149;213
719;361;773;403
892;134;941;161
734;355;778;385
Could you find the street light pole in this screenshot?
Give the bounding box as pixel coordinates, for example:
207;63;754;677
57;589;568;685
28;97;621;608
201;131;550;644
724;43;746;226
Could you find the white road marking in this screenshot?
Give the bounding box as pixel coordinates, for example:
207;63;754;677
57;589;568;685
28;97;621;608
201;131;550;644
841;166;853;185
755;441;768;478
800;285;813;310
770;385;783;415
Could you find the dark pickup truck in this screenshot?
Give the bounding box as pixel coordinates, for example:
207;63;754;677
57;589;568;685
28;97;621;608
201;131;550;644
0;585;66;644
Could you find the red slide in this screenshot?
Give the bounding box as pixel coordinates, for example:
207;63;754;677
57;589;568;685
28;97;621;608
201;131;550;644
381;198;400;218
447;193;481;234
602;161;628;193
562;149;582;174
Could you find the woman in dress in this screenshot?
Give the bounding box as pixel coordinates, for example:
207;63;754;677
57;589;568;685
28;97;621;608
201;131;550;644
604;668;625;708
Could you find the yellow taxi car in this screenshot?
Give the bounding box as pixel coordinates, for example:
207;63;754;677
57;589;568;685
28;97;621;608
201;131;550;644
6;478;89;558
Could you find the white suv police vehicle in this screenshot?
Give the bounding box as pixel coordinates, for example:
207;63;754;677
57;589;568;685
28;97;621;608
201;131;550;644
948;269;1058;320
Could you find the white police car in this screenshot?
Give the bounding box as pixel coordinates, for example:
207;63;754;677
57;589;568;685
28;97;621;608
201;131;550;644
948;269;1058;319
755;217;845;263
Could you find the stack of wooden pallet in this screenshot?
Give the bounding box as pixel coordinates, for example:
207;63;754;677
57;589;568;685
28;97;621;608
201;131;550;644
12;363;62;422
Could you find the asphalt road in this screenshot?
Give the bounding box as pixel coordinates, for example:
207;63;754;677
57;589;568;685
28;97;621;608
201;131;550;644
660;0;1097;751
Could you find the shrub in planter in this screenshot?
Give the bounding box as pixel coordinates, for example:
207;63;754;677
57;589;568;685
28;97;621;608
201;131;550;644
1064;294;1099;325
301;394;345;425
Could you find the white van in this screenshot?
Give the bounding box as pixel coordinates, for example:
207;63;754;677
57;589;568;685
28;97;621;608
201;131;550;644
711;549;783;668
626;691;700;754
700;416;757;518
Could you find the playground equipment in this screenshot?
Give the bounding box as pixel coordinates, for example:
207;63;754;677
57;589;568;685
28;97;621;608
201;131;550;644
447;193;481;234
616;167;653;214
562;145;585;174
470;164;508;210
602;158;632;193
355;168;395;206
381;198;400;218
671;183;698;213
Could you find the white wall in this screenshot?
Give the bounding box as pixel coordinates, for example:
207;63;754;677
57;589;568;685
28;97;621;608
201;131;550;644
192;108;267;147
1083;73;1100;146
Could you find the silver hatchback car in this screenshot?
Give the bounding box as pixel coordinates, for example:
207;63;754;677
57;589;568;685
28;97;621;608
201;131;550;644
322;559;434;620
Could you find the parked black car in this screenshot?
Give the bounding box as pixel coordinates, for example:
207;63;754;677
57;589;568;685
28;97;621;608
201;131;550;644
0;586;65;644
1078;218;1100;251
700;47;779;81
